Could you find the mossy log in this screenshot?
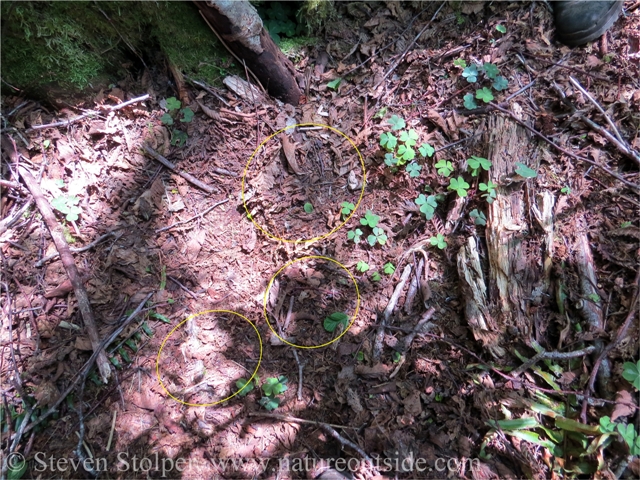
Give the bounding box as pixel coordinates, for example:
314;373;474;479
194;0;302;106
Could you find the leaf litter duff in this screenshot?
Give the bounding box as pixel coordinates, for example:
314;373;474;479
241;123;366;243
156;310;262;408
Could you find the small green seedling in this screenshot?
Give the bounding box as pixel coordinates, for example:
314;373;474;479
356;351;365;361
43;139;51;149
149;311;171;323
493;76;508;91
356;261;370;273
587;293;601;302
419;142;435;158
463;93;478;110
448;177;470;197
374;107;387;119
483;62;499;80
515;163;538;179
621;221;632;228
475;87;494;103
622;360;640;390
479;181;497;203
383;262;396;275
51;195;82;222
405;163;422;178
496;24;507;34
263;376;288;396
367;226;387;246
429;233;447;249
470;208;487;226
393;351;402;363
236;378;255;396
384;153;399;167
415;194;438;220
387;115;406;131
341;201;355;217
162;97;194;146
171;130;188;147
462;64;479;83
324;312;349;332
561;186;571;195
347;229;363;244
380;132;398;151
599;416;616;433
453;58;467;68
360;211;380;228
304;202;314;213
397;143;416;162
467;156;492;176
435;160;454;177
259;396;281;411
371;272;381;282
327;78;342;90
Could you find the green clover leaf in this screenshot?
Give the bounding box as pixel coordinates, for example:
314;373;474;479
327;78;342;90
399;129;419;147
493;76;509;91
448;176;470;197
405;162;422;178
435;160;454;177
462;64;478;83
387;115;406;131
165;97;181;111
483;62;499;80
476;87;494;103
383;262;396;275
463;93;478;110
419;142;435;158
324;312;349;332
415;194;438;220
360;211;380;228
380;132;398;150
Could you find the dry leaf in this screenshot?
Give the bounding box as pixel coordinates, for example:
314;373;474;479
611;390;635;421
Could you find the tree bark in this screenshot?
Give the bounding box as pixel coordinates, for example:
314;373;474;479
194;0;301;106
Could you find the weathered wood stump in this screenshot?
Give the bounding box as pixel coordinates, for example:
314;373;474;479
194;0;301;106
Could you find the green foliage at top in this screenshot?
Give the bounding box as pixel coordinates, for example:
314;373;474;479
1;2;240;95
467;156;492;176
340;202;355;218
448;177;470;197
257;2;305;44
458;60;509;110
383;262;396;275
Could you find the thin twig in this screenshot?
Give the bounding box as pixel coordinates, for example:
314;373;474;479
373;264;412;361
18;165;112;382
142;145;217;194
512;346;596;376
35;230;118;267
568;76;626;147
17;292;153;437
184;75;231;107
246;412;356;430
27;94;149;131
374;2;445;88
488;102;639;191
581;269;640;422
155;199;229;233
106;410;117;451
281;296;304;401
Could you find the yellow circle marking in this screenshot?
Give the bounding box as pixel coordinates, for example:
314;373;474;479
241;123;366;244
263;256;360;349
156;310;262;407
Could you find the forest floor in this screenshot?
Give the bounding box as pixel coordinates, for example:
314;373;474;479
1;2;640;479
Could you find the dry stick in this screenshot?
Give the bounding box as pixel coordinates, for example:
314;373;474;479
488;103;639;191
568;76;627;148
399;307;436;353
579;115;640;167
198;11;265;93
372;264;412;361
248;413;371;460
35;230;118;267
511;346;596;376
142;145;217;194
374;1;445;89
522;53;610;81
18;292;153;438
184;75;231;107
246;412;356;430
18;166;112;383
581;270;640;423
28;94;150;131
155;199;229;234
281;296;304;401
106;410;117;451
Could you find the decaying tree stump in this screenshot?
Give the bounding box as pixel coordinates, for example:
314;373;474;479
457;105;547;357
194;0;301;106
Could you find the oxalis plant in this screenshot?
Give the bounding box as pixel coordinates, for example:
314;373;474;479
236;375;289;411
379;114;435;179
347;210;387;247
453;59;509;109
161;97;194;147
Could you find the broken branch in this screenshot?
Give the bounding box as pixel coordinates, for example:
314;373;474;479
142;145;217;194
18;165;112;383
